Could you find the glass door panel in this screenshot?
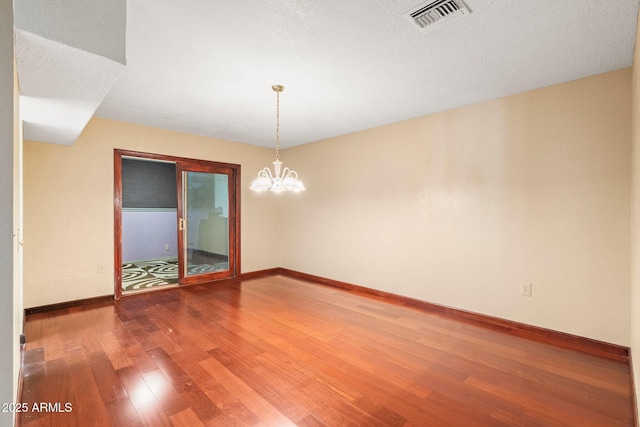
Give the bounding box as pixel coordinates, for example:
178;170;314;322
177;164;236;285
184;172;229;276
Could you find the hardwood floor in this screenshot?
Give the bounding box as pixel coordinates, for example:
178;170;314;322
19;275;634;426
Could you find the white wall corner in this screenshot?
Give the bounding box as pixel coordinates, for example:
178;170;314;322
14;1;126;146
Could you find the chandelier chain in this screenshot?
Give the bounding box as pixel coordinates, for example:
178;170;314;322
275;88;280;161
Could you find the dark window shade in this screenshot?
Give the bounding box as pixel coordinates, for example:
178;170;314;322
122;158;177;208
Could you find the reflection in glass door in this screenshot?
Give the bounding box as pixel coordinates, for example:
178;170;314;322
178;164;237;285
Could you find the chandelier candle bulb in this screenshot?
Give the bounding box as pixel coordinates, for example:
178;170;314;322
250;84;305;193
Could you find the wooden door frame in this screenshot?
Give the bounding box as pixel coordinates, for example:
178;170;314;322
114;149;241;299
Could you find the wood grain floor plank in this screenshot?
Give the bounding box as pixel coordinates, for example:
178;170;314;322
237;390;298;426
105;396;142;427
117;366;173;427
20;275;635;426
141;369;189;416
169;408;205;427
198;355;254;398
96;331;133;371
67;355;113;426
88;351;129;405
20;414;51;427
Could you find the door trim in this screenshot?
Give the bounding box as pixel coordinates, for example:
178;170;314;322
113;149;241;299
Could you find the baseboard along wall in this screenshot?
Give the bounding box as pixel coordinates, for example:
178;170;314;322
273;268;630;363
24;267;630;363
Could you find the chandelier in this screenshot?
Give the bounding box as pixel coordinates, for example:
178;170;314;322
250;84;305;193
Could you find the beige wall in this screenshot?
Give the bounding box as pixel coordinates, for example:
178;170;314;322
630;6;640;421
23;118;279;308
281;68;632;346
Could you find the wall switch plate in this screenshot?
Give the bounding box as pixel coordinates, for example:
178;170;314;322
97;264;105;274
520;283;532;297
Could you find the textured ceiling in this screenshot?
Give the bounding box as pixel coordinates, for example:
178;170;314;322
16;0;640;148
14;0;126;145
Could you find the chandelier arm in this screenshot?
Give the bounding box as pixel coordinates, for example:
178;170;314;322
257;167;275;180
284;170;298;179
279;166;291;179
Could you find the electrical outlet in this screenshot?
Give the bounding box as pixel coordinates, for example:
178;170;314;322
165;244;170;251
97;264;105;274
520;283;532;297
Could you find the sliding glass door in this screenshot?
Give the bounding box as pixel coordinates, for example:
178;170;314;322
114;150;240;298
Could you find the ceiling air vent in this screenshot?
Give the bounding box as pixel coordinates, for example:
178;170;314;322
404;0;471;33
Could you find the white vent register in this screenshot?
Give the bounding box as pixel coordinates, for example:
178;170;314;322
404;0;471;33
